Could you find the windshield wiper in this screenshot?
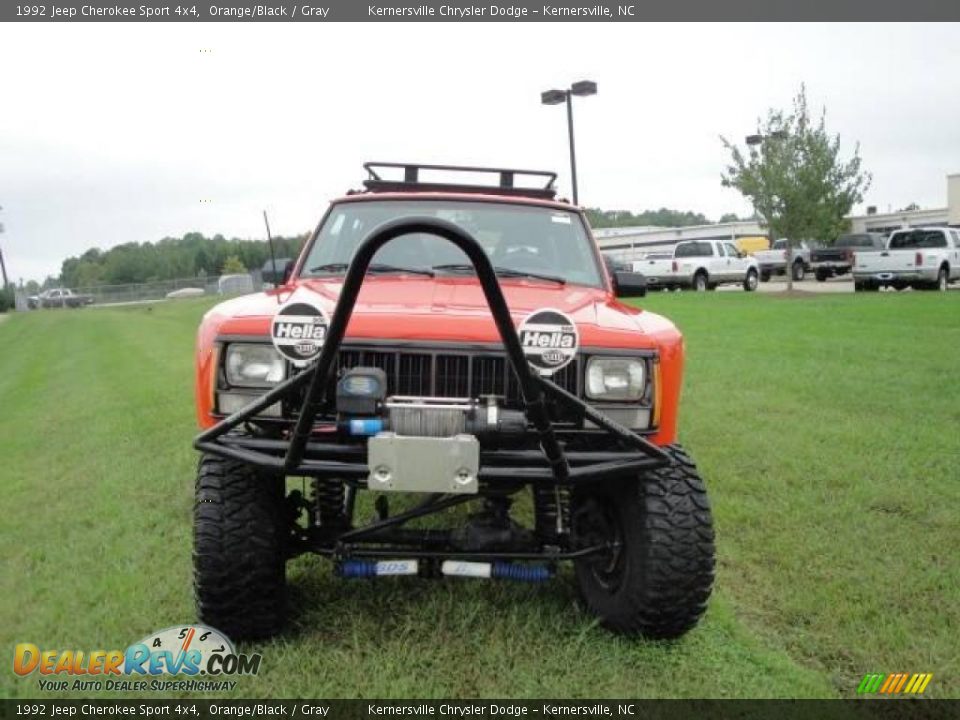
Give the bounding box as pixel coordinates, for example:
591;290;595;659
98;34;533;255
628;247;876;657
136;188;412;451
308;262;433;277
493;267;566;285
433;263;566;285
309;262;349;273
367;263;434;277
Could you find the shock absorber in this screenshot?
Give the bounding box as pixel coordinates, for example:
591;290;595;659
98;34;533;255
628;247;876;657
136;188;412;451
313;478;347;528
533;484;570;541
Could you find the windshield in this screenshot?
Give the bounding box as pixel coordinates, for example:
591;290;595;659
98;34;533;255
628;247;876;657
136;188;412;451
300;199;604;288
836;235;875;248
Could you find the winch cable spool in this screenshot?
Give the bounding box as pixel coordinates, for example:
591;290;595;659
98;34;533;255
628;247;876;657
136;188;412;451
387;403;466;438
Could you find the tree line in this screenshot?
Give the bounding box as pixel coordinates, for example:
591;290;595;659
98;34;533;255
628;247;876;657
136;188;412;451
46;232;307;292
29;210;735;292
584;208;749;229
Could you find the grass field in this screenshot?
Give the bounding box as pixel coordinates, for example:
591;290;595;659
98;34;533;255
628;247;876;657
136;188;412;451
1;292;958;699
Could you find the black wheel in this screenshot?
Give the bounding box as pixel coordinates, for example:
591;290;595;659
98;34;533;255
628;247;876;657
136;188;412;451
692;272;708;292
194;454;288;639
571;445;715;639
743;269;759;292
760;271;771;283
815;269;829;282
791;261;806;282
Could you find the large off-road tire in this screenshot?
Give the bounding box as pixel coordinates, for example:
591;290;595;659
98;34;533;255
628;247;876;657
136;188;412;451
194;454;288;640
743;268;759;292
815;269;829;282
692;271;708;292
572;445;715;639
791;261;806;282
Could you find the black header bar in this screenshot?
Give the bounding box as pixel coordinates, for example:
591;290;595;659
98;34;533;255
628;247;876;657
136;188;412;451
3;0;958;22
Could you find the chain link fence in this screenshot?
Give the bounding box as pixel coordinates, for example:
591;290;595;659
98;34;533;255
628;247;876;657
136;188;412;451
14;271;264;310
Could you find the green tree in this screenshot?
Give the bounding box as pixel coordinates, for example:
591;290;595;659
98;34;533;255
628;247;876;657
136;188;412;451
221;255;247;274
721;85;871;250
585;207;711;229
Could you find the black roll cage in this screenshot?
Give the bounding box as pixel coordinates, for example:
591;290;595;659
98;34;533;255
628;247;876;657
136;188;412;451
195;218;668;488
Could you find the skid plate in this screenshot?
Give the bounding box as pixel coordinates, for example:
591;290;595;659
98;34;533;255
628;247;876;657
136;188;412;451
367;432;479;494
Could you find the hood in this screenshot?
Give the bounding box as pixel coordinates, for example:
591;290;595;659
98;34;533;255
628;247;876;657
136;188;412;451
208;276;678;349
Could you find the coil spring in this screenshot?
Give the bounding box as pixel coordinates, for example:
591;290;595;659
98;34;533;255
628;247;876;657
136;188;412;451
313;479;346;527
492;562;552;582
338;560;377;578
533;484;570;539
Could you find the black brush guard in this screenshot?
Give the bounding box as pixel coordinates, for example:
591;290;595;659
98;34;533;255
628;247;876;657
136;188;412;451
194;218;670;561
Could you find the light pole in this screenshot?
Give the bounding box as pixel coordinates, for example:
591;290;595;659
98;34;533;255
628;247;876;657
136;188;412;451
745;130;792;290
541;80;597;206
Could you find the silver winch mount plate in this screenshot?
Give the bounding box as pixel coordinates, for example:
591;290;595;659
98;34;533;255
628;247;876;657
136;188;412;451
367;432;480;494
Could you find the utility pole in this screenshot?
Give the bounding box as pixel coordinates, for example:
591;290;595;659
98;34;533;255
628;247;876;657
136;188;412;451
0;246;8;288
0;208;8;288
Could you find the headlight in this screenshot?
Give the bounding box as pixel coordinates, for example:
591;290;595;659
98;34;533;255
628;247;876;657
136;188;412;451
585;357;646;401
224;343;285;387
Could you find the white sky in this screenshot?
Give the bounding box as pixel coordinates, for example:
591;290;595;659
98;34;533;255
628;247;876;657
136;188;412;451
1;22;958;282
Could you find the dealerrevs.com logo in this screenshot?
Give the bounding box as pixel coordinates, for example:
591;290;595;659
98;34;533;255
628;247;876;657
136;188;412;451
13;625;261;693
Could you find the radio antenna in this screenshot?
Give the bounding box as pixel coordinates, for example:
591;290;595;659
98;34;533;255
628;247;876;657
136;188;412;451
262;210;280;288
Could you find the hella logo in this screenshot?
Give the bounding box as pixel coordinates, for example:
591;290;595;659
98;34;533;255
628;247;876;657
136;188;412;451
541;349;566;365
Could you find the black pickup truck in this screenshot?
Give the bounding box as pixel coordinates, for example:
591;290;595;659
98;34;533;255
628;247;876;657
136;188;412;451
809;233;886;281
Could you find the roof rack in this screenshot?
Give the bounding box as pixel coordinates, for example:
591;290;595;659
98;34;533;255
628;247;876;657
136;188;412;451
362;162;558;200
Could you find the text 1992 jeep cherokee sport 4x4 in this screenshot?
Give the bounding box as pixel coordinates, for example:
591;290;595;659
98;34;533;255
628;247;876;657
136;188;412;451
193;163;715;640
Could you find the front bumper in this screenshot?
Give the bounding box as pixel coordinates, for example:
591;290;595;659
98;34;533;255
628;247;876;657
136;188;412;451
810;261;851;271
853;269;937;283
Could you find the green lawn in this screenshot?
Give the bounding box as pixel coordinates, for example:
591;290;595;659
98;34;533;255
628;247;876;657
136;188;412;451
1;293;957;699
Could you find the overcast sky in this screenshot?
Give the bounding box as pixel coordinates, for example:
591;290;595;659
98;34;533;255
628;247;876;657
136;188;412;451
1;22;958;282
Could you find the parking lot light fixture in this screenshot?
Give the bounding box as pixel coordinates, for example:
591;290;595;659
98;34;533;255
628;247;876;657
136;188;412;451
541;80;597;205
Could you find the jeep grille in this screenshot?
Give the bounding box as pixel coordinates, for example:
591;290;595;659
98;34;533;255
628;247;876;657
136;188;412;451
332;347;580;403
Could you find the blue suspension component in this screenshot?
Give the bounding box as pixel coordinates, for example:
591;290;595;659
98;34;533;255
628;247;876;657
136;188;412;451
338;560;379;578
491;562;552;582
343;418;384;436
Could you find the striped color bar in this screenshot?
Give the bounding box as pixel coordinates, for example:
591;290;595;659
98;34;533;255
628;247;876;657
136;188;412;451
858;673;933;695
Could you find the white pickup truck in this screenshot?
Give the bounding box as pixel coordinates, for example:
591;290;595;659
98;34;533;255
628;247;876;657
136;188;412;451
852;227;960;292
632;240;759;292
753;239;813;282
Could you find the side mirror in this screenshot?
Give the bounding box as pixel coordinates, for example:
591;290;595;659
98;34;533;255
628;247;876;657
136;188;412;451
281;260;296;285
613;271;646;298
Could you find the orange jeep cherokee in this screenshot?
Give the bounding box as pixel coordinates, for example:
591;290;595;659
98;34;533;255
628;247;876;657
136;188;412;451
193;163;715;640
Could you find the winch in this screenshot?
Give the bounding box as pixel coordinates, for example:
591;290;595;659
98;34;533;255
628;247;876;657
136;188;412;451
335;367;527;441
